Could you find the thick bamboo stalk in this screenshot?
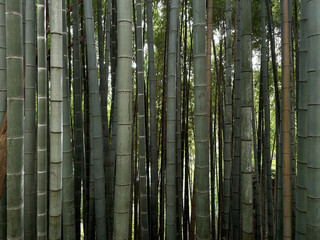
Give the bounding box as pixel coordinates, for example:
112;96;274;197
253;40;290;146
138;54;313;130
176;15;182;240
240;0;254;237
49;0;63;238
306;0;320;238
193;0;210;239
231;0;241;238
282;0;291;238
296;0;308;238
166;0;179;238
0;1;6;239
6;0;24;238
113;0;133;238
222;0;232;236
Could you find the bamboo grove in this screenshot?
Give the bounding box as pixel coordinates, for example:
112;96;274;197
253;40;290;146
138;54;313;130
0;0;320;239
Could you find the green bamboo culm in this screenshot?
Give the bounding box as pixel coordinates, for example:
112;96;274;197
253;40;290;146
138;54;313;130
296;0;308;238
281;0;292;237
146;0;158;238
36;0;48;239
62;0;76;238
192;0;210;239
6;0;24;238
136;0;149;238
176;16;183;240
240;0;254;237
231;0;241;238
166;0;179;238
222;0;232;236
113;0;133;238
24;0;36;238
0;0;6;239
0;1;5;120
306;0;320;238
83;0;107;238
49;0;63;238
72;0;84;238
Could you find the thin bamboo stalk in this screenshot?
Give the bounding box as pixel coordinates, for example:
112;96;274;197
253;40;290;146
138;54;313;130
36;0;48;239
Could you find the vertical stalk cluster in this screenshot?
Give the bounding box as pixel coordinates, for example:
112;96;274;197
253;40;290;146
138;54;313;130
96;1;110;193
83;0;107;238
104;1;113;238
0;1;314;239
261;0;274;238
251;84;262;239
146;0;158;238
109;1;118;236
182;2;190;239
